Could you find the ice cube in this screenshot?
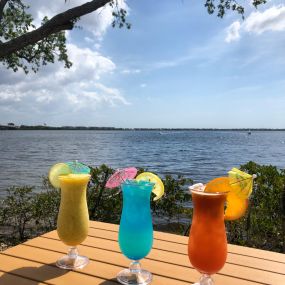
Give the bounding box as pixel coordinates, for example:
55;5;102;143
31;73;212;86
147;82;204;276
189;183;205;192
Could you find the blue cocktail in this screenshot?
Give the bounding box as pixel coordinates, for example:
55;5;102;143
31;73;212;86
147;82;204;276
117;180;154;285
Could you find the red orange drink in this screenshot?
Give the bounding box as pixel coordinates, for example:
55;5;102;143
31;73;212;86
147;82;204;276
188;190;227;276
188;169;255;284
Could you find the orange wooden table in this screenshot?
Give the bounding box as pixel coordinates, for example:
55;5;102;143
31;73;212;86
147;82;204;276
0;221;285;285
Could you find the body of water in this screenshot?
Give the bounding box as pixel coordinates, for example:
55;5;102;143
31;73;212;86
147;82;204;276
1;130;285;195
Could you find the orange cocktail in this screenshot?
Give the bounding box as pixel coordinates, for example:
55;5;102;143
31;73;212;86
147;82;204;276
188;169;255;285
188;190;227;277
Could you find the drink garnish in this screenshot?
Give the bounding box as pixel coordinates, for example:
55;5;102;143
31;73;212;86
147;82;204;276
66;161;91;174
228;168;256;199
48;161;90;188
136;172;164;201
203;169;255;220
106;167;138;188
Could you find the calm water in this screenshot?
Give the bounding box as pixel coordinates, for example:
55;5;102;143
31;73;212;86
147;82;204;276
1;130;285;195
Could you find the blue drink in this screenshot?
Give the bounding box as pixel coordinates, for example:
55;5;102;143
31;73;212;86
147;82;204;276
119;180;153;260
117;180;154;285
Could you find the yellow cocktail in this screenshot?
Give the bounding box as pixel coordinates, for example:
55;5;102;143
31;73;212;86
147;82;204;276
56;173;90;269
48;162;91;270
57;174;90;244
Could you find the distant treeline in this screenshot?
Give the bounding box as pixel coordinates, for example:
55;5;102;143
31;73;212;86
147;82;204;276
1;125;285;131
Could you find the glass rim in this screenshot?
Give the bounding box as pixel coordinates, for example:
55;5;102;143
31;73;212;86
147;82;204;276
190;189;229;196
58;173;91;180
121;179;155;187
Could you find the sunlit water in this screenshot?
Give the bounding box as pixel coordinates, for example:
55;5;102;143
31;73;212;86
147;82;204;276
1;130;285;196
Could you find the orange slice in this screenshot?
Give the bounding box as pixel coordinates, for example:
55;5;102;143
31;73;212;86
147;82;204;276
204;177;248;220
224;192;248;220
204;177;231;193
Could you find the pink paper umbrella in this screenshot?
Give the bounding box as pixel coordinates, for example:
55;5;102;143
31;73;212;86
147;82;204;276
106;167;138;188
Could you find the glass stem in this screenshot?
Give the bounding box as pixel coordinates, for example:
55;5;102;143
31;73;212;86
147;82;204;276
199;274;214;285
129;260;141;274
68;246;78;262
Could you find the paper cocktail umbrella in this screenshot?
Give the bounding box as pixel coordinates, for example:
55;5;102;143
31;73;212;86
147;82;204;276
66;161;91;174
106;167;138;188
228;168;256;199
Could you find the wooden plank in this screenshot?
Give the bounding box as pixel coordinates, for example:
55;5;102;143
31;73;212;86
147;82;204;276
0;271;48;285
89;221;189;244
42;230;285;275
46;226;285;265
89;221;285;263
227;244;285;263
0;253;118;285
1;246;191;285
17;235;279;285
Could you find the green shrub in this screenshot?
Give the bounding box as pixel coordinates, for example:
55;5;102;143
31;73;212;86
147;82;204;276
226;161;285;252
88;164;122;224
32;176;60;232
0;186;35;243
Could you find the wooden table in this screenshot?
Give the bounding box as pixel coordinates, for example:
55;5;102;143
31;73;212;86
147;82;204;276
0;221;284;285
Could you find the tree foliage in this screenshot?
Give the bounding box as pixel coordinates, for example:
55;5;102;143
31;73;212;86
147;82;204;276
0;0;267;73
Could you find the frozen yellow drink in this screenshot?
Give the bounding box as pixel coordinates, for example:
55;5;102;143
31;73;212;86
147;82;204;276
57;174;90;246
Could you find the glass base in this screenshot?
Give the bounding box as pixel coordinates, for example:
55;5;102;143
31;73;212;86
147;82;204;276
117;261;152;285
56;247;89;270
117;269;152;285
56;254;89;269
193;274;214;285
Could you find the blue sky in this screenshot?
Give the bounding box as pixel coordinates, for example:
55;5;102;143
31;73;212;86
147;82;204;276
0;0;285;128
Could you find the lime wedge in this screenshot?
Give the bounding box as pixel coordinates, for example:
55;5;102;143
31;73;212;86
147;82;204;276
136;172;164;201
48;163;71;188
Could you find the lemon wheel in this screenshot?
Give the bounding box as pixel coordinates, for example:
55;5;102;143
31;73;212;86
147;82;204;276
136;172;164;201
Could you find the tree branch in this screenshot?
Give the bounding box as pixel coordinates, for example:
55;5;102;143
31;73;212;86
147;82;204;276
0;0;9;22
0;0;111;58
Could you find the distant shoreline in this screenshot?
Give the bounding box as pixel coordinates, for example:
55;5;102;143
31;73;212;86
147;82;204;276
1;125;285;131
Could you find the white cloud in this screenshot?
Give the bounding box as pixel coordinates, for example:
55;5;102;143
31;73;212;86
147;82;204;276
0;44;130;115
244;5;285;34
56;43;116;81
140;83;147;88
84;36;94;43
225;21;241;43
225;5;285;42
121;68;141;74
94;43;101;50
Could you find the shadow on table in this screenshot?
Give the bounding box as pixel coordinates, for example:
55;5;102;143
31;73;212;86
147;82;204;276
99;278;119;284
0;263;68;284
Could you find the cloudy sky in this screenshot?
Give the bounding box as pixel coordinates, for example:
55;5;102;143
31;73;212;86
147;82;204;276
0;0;285;128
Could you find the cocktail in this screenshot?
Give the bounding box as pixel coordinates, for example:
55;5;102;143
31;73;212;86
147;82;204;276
188;168;255;285
117;180;154;285
106;169;164;285
48;161;91;269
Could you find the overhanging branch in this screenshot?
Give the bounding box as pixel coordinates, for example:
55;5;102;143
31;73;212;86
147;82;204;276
0;0;111;58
